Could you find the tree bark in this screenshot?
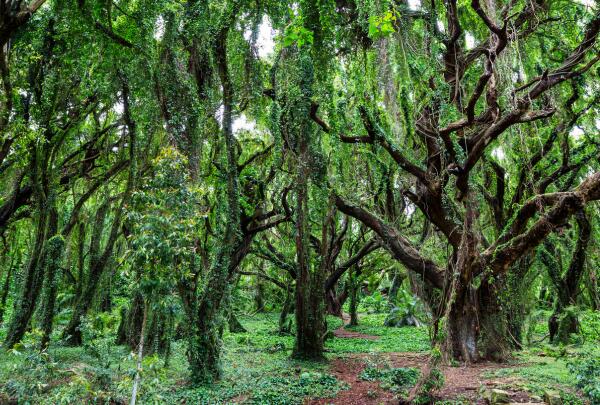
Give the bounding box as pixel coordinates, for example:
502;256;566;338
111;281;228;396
40;235;66;350
3;173;55;348
541;209;591;343
0;250;18;326
348;268;359;327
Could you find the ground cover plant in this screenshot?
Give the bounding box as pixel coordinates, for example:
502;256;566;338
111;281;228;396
0;0;599;403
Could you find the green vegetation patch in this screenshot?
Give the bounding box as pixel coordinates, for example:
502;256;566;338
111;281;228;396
359;365;420;393
328;313;431;353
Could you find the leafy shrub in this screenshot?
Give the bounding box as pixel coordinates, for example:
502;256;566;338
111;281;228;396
359;366;420;392
412;368;445;404
360;291;387;313
568;354;600;404
580;310;600;343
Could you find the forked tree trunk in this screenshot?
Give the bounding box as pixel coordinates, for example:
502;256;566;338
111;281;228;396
440;199;481;363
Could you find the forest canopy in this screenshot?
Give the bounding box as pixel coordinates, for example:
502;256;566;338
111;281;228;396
0;0;599;403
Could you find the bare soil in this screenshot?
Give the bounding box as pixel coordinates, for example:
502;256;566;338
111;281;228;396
309;352;543;404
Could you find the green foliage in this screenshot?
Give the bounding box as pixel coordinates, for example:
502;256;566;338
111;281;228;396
412;368;445;404
580;310;600;343
568;354;600;404
127;147;202;284
359;291;387;313
359;365;419;393
368;10;396;39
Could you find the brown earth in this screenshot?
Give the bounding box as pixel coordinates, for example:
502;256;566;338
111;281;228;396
309;352;543;404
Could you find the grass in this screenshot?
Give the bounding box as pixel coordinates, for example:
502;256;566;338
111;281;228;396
331;313;430;353
0;312;430;404
0;310;597;404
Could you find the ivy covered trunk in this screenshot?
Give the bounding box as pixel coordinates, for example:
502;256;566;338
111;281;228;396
542;210;591;344
0;250;18;326
480;255;536;358
292;166;326;359
278;284;294;334
188;294;225;382
325;288;344;317
187;25;241;383
40;235;66;350
440;202;481;363
290;47;327;360
442;281;480;363
348;268;359;327
4;178;56;348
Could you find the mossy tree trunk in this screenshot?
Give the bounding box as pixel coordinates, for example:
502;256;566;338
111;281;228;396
348;267;359;327
4;149;56;348
187;19;242;384
0;250;19;326
278;282;294;334
40;235;66;350
540;209;591;344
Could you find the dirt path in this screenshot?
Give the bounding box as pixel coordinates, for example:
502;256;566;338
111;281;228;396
332;315;380;340
310;352;542;404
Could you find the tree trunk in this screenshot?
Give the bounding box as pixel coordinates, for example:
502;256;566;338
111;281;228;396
116;291;145;348
325;288;343;317
75;221;85;301
40;235;66;350
387;270;403;308
62;201;111;345
443;285;479;363
187;26;242;384
4;193;55;348
588;267;599;311
0;251;18;326
348;268;359;327
541;209;590;344
228;311;247;333
254;276;264;312
292;172;325;359
291;119;327;360
129;299;147;405
278;283;294;334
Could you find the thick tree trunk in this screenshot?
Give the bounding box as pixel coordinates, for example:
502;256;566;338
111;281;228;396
443;281;480;363
292;176;326;359
478;279;513;361
40;235;66;350
325;288;343;317
187;26;243;384
4;194;55;348
541;209;590;344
